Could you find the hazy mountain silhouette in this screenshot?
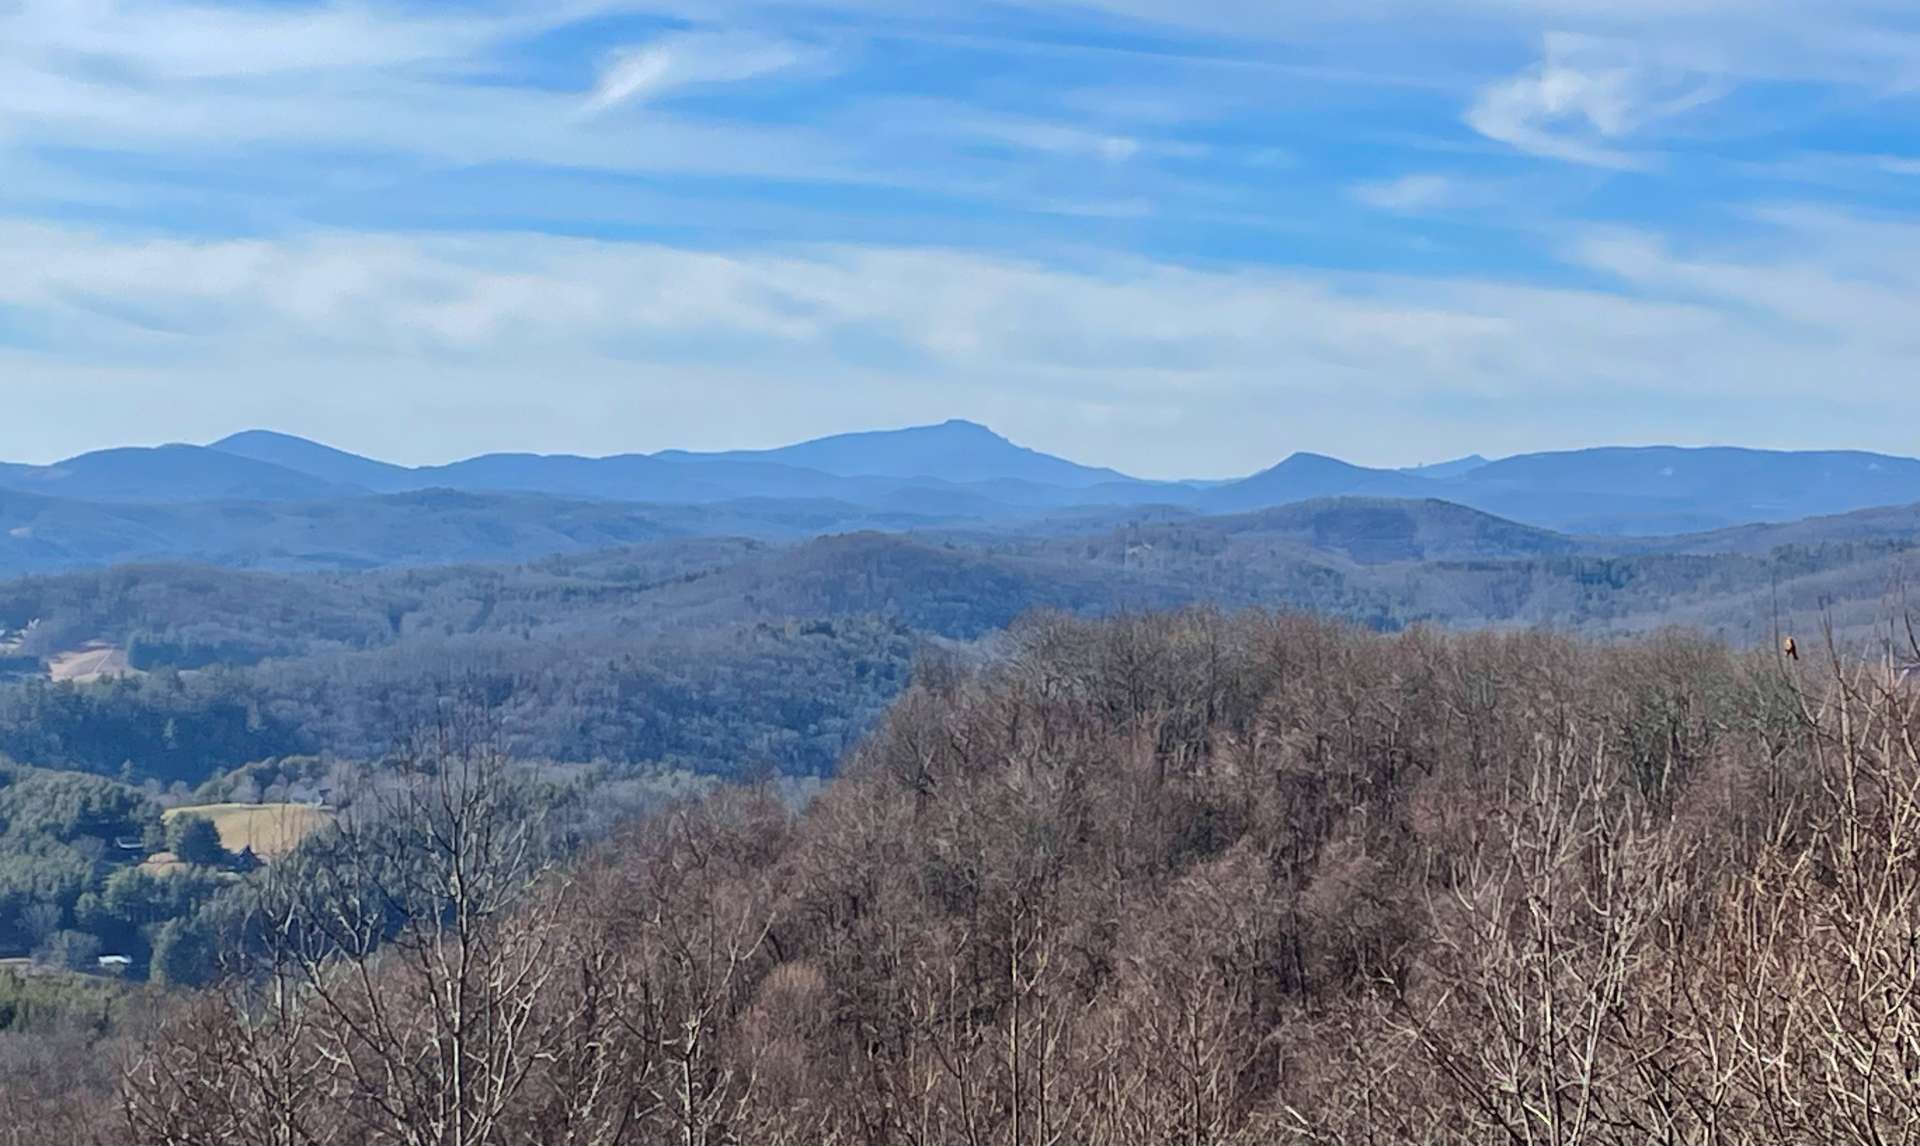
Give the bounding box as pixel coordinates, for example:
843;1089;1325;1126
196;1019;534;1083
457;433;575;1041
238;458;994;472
0;487;974;575
1402;454;1490;479
1198;453;1435;512
0;445;350;503
1403;447;1920;534
657;419;1139;487
1455;446;1920;523
204;425;1126;508
0;427;1916;549
209;430;415;492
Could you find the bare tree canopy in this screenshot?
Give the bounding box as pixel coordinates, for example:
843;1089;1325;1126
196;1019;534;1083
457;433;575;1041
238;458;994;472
53;610;1920;1145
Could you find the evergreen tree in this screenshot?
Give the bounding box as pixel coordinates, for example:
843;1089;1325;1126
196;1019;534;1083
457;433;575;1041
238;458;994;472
165;815;228;868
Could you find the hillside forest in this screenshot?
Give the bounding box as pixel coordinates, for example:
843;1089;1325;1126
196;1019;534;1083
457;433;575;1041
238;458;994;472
7;610;1920;1144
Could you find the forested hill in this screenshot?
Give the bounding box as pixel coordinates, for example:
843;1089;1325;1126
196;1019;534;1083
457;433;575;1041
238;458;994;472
0;495;1912;790
81;610;1920;1144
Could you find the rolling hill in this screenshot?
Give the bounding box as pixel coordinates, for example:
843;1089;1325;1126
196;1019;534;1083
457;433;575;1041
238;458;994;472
1;490;1913;789
1113;498;1581;565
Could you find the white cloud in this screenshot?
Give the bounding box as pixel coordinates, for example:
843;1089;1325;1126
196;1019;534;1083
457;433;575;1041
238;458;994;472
1569;209;1920;348
583;31;809;114
1466;34;1725;168
1351;174;1464;212
0;2;843;182
4;213;1920;473
1043;0;1920;86
0;23;850;184
0;0;560;80
944;114;1148;162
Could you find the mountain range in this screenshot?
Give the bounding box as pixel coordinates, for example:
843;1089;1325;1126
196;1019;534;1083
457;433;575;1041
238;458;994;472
2;420;1918;577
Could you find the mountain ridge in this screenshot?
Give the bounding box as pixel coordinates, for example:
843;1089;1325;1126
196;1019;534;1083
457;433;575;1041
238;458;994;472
655;418;1139;487
2;445;356;503
1;424;1916;547
209;430;416;492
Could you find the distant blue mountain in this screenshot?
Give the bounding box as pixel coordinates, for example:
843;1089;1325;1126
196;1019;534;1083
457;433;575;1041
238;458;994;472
1198;453;1435;513
203;423;1159;512
657;419;1137;487
1455;447;1920;523
2;426;1916;543
416;452;1036;510
1399;446;1920;534
0;485;989;575
210;430;416;492
1402;454;1489;479
0;445;350;503
1188;445;1920;534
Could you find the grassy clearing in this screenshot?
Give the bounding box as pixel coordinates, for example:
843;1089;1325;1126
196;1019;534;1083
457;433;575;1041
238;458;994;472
161;802;333;860
46;641;140;683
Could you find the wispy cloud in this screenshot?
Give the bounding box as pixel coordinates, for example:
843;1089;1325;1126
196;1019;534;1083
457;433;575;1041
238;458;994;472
6;212;1920;472
1048;0;1920;85
583;31;811;114
7;0;1920;472
976;119;1144;162
1351;173;1465;212
0;0;554;79
0;6;851;185
1466;34;1725;168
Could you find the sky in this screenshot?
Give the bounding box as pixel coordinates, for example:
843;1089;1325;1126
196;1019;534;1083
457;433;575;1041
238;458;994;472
4;1;1920;478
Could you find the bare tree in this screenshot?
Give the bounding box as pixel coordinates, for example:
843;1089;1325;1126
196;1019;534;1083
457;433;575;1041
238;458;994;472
124;703;579;1146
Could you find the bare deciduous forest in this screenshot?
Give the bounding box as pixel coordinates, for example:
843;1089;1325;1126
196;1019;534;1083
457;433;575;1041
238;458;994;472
13;609;1920;1144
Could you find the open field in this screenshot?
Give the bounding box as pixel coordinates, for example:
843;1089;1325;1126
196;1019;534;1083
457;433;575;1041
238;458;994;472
161;802;333;860
137;852;188;876
47;641;137;683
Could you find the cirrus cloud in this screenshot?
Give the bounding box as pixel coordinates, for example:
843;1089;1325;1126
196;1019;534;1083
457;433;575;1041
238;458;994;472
1466;34;1728;168
583;31;813;114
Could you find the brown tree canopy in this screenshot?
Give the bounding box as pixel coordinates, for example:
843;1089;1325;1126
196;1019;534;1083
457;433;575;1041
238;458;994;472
75;610;1920;1145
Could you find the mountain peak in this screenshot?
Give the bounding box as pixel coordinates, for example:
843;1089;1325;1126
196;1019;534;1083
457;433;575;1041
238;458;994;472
1402;454;1491;480
1273;451;1368;472
659;420;1132;487
1201;451;1434;513
207;429;413;491
211;429;315;449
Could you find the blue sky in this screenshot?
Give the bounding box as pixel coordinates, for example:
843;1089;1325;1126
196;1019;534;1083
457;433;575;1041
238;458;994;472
4;1;1920;477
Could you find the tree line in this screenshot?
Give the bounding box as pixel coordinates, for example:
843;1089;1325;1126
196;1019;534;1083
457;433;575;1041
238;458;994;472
7;608;1913;1143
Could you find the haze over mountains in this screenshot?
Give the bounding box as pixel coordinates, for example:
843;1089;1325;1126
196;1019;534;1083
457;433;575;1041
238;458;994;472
2;419;1919;576
1;421;1917;849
